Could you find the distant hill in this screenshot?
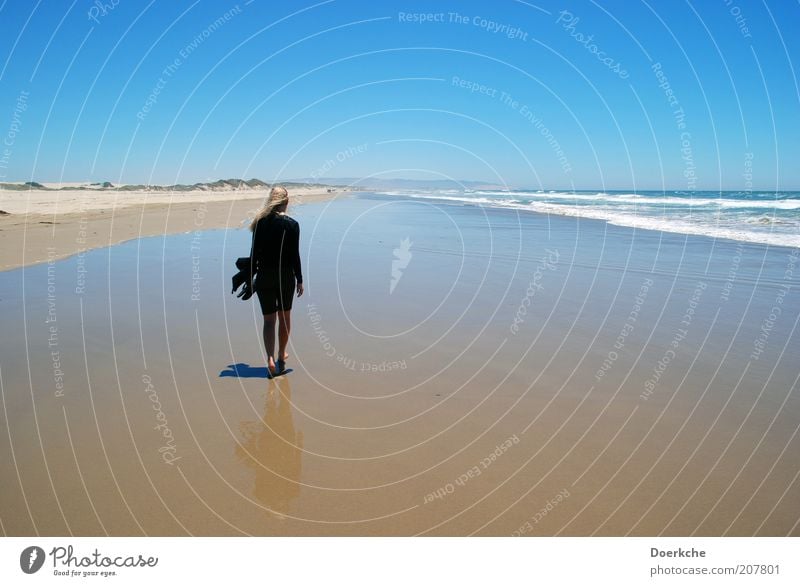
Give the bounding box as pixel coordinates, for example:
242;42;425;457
0;178;334;192
0;181;47;191
0;177;507;192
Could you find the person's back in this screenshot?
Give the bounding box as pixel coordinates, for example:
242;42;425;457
252;212;302;279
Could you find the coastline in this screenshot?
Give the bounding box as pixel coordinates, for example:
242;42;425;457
0;186;348;271
4;186;799;275
0;194;797;536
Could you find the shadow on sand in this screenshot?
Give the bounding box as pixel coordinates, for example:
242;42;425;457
220;363;293;379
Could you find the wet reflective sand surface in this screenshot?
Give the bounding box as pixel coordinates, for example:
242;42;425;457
1;196;798;535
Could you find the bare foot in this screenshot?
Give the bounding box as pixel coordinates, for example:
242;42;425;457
267;357;276;376
281;352;290;361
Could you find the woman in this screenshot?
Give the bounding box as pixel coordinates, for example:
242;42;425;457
249;186;304;376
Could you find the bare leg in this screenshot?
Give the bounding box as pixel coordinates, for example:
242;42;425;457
277;309;292;362
263;312;277;373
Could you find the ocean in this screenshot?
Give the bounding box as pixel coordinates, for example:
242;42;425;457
380;190;800;249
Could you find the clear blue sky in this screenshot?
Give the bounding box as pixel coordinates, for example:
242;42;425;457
0;0;798;190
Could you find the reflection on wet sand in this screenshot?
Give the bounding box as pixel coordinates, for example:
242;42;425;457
235;377;303;519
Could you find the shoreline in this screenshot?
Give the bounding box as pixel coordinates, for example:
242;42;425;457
388;191;800;250
0;186;349;271
0;194;797;535
3;187;798;274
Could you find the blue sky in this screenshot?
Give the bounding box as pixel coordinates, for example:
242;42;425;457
0;0;798;190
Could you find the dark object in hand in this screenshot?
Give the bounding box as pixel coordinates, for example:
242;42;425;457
231;257;255;300
237;280;253;300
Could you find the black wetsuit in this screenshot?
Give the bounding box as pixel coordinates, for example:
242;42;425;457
250;213;302;313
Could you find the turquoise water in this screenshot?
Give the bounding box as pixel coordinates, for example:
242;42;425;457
381;190;800;248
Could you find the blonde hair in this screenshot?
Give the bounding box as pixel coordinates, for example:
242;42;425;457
250;186;289;231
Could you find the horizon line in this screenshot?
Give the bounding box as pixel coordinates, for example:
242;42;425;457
0;178;795;193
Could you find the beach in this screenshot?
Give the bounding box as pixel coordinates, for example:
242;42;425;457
0;185;346;271
0;192;798;536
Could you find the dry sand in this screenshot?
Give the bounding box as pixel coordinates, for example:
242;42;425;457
0;186;347;271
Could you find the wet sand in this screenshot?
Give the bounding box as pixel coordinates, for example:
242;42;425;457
0;193;798;536
0;186;346;271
